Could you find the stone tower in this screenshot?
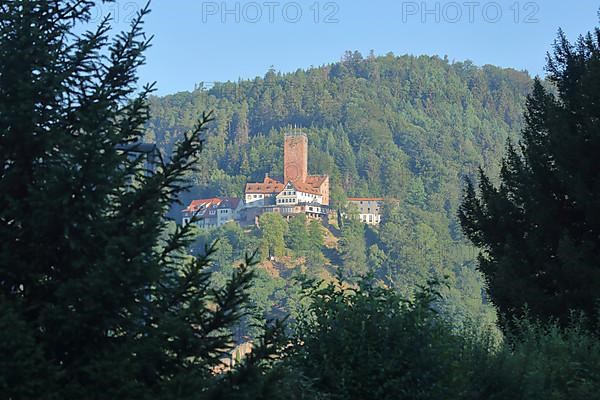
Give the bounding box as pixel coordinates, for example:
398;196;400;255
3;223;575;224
284;133;308;183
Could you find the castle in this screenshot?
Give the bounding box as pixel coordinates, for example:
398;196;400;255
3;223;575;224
182;132;331;227
242;132;329;223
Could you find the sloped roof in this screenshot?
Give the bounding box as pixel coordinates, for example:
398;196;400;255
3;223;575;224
245;176;285;194
218;198;241;209
245;175;328;196
275;181;322;196
294;182;323;196
184;198;222;213
184;197;242;218
305;175;328;187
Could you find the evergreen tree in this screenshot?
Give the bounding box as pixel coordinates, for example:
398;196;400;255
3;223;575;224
259;213;288;259
233;101;250;145
0;2;282;398
459;24;600;327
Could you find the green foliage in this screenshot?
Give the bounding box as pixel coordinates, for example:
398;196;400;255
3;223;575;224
148;52;531;217
7;3;599;399
283;277;600;400
284;216;326;267
259;213;288;259
286;214;311;256
459;25;600;328
471;316;600;400
0;2;283;398
339;218;368;277
306;220;326;266
289;278;464;400
148;50;532;332
0;301;57;399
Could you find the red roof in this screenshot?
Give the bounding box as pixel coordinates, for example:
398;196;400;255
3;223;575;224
245;175;328;196
184;198;222;213
245;176;285;194
184;197;241;215
305;175;328;187
293;182;323;196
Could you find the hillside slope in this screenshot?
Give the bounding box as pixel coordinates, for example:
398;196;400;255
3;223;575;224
147;52;531;212
146;52;533;328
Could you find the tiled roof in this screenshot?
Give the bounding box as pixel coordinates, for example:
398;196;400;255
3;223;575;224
184;197;241;216
246;175;327;196
245;182;285;194
184;198;222;213
245;176;285;194
293;182;322;196
305;175;328;186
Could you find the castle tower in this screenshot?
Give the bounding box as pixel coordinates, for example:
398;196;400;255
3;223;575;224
284;133;308;183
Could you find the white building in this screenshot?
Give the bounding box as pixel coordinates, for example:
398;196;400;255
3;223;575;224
244;176;284;207
347;198;384;225
182;197;243;229
275;182;323;206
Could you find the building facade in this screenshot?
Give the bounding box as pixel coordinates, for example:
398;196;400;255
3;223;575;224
182;132;385;228
182;197;242;229
241;131;330;223
347;198;384;225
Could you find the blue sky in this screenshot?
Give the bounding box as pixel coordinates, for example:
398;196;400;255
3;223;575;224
94;0;600;95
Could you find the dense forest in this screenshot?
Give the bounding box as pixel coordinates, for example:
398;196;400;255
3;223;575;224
146;53;533;331
147;51;532;205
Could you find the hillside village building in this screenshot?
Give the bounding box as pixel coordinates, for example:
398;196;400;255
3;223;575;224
347;198;384;225
182;132;330;228
181;197;243;228
182;132;385;228
242;133;330;223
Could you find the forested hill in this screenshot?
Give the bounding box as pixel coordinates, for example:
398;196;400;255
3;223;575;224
146;52;532;219
145;52;533;326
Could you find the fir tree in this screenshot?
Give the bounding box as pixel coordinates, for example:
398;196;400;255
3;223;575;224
459;23;600;328
0;2;283;398
234;101;250;145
